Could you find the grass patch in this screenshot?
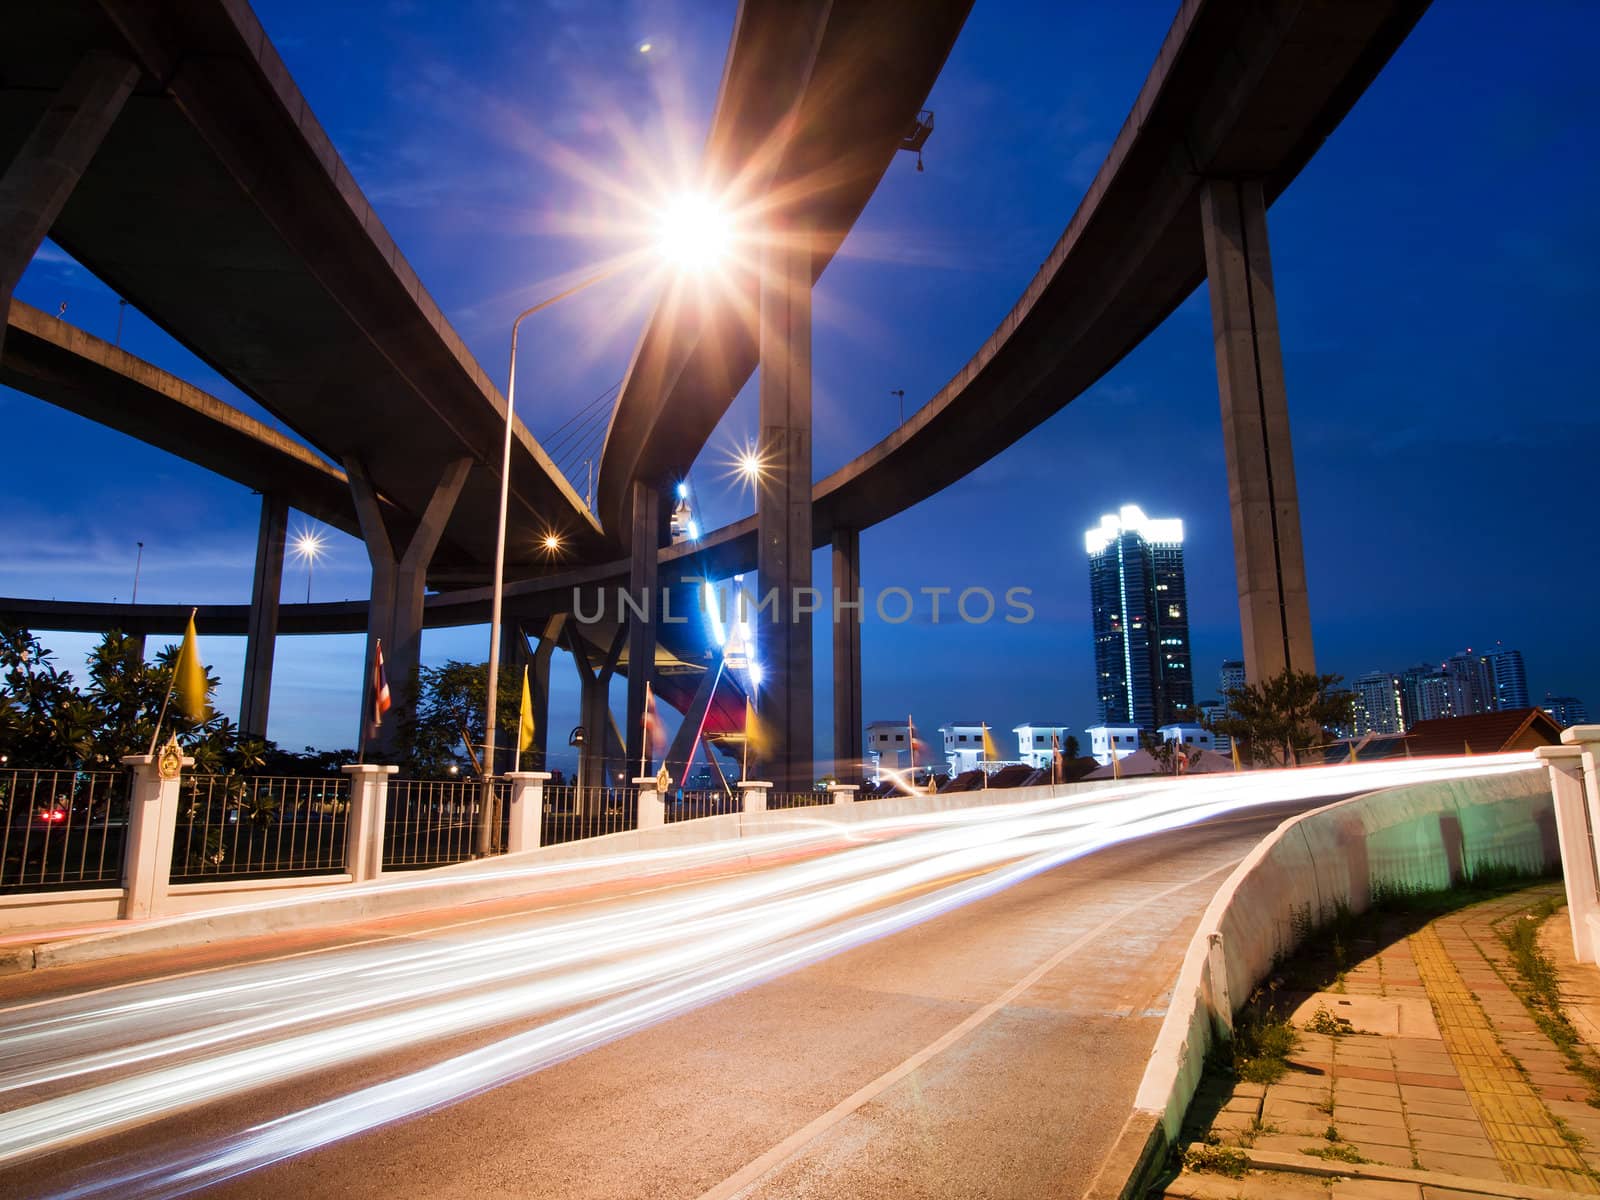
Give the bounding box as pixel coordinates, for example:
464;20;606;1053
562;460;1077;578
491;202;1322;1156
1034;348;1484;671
1184;1144;1250;1178
1231;993;1300;1084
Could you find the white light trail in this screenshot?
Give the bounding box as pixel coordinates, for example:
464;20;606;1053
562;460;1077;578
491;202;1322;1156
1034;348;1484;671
0;755;1538;1198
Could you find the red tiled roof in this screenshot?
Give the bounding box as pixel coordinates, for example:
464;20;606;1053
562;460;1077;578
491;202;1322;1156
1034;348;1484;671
1403;708;1562;756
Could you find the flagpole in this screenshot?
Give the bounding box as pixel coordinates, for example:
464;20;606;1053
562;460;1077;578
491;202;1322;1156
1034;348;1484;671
640;682;650;778
147;607;197;757
743;697;751;781
514;665;527;774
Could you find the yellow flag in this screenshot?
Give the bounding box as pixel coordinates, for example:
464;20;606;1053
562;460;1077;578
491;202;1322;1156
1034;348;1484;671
1112;746;1121;780
518;665;536;754
1231;742;1242;772
1349;742;1358;764
982;723;1003;763
1463;740;1473;757
175;612;207;722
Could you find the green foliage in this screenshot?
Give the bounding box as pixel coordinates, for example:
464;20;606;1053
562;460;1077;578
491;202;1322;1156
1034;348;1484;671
1232;991;1300;1084
1209;668;1354;766
1183;1144;1249;1178
401;659;524;777
0;624;270;771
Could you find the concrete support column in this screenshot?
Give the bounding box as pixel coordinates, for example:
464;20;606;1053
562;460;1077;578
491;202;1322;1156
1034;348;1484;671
0;52;139;362
624;481;660;774
1199;179;1314;685
120;749;190;920
635;775;665;830
346;456;471;757
831;528;862;785
740;780;772;816
503;771;551;854
1563;726;1600;961
239;493;287;739
828;782;858;806
756;215;815;789
340;763;396;883
1536;745;1597;961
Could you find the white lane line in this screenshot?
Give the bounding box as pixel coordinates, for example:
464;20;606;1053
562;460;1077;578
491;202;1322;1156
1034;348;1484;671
693;857;1239;1200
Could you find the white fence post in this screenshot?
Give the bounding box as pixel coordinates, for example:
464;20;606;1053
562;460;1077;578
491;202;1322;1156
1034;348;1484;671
504;771;551;853
828;782;858;806
1536;745;1597;961
121;749;191;920
740;780;772;815
340;764;396;884
635;776;664;830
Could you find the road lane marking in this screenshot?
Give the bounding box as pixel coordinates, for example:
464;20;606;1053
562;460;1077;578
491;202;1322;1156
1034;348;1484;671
693;857;1241;1200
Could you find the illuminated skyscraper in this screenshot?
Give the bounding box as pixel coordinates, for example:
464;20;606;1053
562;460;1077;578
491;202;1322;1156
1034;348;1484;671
1086;505;1194;730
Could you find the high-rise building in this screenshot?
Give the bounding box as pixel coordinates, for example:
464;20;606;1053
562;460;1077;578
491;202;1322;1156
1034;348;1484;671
1219;660;1246;701
1352;671;1405;736
1400;664;1451;727
1544;694;1590;728
1488;646;1529;711
1443;650;1496;717
1086;505;1194;730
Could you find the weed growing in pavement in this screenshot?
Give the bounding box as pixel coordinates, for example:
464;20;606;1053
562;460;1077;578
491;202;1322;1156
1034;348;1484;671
1231;989;1300;1085
1303;1003;1356;1038
1301;1143;1368;1165
1184;1144;1249;1178
1496;895;1600;1110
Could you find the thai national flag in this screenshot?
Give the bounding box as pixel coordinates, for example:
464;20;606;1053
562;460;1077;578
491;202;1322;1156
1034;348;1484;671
371;639;392;735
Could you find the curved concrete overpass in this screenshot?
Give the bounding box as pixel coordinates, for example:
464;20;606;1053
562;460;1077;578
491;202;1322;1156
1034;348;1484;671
594;0;973;543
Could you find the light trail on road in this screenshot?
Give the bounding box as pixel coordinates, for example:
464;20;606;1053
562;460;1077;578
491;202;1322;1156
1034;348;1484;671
0;757;1537;1199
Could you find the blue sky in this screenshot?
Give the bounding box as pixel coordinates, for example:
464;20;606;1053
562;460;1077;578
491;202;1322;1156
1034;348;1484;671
3;0;1596;772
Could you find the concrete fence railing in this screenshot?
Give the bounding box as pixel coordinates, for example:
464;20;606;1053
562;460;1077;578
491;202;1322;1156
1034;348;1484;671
1091;765;1556;1199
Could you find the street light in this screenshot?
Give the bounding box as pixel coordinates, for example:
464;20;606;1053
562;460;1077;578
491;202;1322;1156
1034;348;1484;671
291;527;326;603
478;193;733;857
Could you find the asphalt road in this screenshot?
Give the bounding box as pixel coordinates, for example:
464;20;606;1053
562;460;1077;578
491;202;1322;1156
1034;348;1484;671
0;788;1329;1200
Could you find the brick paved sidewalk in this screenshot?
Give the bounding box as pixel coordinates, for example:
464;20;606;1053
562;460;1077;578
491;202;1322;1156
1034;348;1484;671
1156;883;1600;1200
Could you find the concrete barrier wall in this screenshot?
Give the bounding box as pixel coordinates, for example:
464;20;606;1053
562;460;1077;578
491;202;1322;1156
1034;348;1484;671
1117;767;1554;1193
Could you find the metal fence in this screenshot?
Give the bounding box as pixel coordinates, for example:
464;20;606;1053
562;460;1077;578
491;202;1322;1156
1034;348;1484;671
170;775;351;882
0;769;129;893
665;788;741;823
385;778;504;869
542;784;638;845
766;790;831;811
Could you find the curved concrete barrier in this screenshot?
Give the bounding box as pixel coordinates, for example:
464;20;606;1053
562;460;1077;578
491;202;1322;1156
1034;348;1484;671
1089;763;1555;1199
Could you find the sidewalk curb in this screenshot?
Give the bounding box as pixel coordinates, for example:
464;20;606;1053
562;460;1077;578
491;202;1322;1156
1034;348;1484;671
1241;1147;1595;1199
1084;1111;1166;1200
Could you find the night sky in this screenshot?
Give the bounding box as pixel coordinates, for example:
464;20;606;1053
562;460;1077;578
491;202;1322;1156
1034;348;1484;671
2;1;1595;773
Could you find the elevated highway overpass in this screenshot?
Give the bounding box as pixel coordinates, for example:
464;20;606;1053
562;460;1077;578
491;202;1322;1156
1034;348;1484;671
3;0;1433;783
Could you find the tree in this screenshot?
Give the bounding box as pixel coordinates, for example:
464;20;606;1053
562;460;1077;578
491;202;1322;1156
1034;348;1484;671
0;625;265;771
402;660;523;776
1210;669;1354;767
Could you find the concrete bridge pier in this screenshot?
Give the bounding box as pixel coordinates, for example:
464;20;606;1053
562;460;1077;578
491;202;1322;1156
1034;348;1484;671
566;623;626;796
239;493;287;739
347;456;471;757
755;216;815;790
623;481;660;775
1199;179;1315;685
831;527;862;786
0;51;138;362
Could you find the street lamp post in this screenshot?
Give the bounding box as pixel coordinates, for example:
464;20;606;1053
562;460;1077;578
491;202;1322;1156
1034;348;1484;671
478;193;733;857
478;266;620;857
